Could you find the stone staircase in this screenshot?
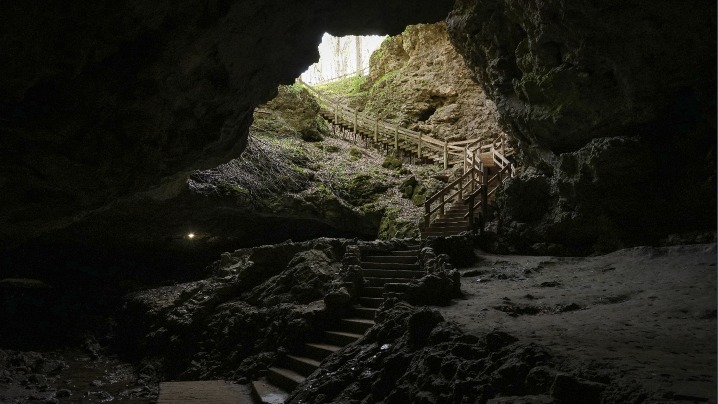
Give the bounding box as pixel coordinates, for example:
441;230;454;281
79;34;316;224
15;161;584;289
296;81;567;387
251;245;422;403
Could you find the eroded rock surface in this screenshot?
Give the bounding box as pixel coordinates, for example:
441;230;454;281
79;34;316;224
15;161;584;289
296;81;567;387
0;0;453;247
358;22;506;143
288;300;640;404
447;0;716;253
119;238;352;381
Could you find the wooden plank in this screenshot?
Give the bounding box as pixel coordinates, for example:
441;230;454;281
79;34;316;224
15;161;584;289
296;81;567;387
158;381;252;403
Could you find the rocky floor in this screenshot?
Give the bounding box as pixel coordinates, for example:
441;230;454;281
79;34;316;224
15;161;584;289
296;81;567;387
441;243;716;403
0;346;158;403
1;242;713;403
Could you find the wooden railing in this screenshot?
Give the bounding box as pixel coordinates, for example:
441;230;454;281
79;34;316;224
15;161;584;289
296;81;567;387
299;78;517;236
423;133;517;235
300;79;472;169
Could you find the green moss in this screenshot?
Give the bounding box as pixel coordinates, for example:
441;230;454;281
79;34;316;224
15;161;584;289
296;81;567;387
378;207;419;239
316;76;368;96
381;155;403;170
343;174;390;206
348;147;362;160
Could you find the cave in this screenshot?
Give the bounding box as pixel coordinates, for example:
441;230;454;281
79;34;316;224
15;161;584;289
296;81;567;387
0;0;715;402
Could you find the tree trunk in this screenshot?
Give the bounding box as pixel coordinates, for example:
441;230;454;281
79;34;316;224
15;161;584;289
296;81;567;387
355;36;363;76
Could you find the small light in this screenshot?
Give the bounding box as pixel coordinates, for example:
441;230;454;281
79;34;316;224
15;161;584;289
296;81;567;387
187;233;195;239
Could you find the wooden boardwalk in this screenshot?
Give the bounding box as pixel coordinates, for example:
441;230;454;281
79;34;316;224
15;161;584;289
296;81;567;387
301;80;477;169
158;380;253;403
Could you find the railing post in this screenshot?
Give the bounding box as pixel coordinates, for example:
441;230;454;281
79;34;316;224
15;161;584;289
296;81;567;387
481;165;488;234
353;110;358;140
394;126;399;150
374;118;379;143
443;139;449;170
424;203;431;229
468;194;475;232
440;194;445;216
417;133;422;159
464;146;468;173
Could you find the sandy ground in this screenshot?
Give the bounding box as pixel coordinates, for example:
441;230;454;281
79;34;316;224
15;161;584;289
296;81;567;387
438;243;716;402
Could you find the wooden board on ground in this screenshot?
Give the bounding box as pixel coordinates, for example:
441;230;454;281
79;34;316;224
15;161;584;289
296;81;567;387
158;380;253;403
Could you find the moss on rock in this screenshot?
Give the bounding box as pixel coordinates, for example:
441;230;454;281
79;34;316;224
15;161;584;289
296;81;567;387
382;155;403;170
378;207;420;239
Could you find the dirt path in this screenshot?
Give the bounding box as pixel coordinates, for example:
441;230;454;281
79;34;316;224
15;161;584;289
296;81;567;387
438;244;716;402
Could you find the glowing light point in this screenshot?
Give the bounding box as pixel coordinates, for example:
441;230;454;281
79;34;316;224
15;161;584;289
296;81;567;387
187;233;195;239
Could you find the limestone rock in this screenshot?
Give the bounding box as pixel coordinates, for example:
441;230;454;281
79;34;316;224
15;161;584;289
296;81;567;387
447;0;716;253
360;22;506;143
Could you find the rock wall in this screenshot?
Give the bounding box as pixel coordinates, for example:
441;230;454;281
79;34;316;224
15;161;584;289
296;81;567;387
358;22;505;142
0;0;453;247
447;0;716;253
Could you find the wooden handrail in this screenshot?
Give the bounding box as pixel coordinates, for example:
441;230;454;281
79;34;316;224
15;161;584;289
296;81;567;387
301;78;520;237
300;79;490;167
425;168;475;205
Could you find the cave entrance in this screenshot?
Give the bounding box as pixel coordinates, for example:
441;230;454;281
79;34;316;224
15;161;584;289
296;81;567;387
300;33;386;84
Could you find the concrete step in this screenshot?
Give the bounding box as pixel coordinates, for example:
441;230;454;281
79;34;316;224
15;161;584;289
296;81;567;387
361;255;418;264
363;269;424;279
365;277;415;287
282;354;320;377
251;379;288;404
360;262;420;270
353;306;378;319
361;287;383;298
323;330;363;346
267;366;304;393
303;343;341;362
358;297;383;308
338;318;374;334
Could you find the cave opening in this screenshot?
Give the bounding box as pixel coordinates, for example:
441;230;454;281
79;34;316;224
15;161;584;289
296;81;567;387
0;0;715;402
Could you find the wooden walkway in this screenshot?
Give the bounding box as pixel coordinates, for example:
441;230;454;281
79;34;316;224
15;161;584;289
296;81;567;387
422;134;517;238
300;79;519;238
301;80;478;169
158;380;253;403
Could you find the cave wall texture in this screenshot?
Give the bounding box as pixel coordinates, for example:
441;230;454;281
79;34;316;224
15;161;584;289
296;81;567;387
0;0;714;269
447;0;716;253
0;0;454;247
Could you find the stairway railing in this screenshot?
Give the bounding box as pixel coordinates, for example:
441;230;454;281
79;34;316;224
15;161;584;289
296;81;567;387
300;79;469;169
423;133;517;236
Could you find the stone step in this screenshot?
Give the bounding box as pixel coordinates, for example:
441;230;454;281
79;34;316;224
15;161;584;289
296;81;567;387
302;343;341;362
358;297;383;308
353;306;378;319
338;318;375;334
363;269;424;279
251;379;288;404
323;330;363;346
365;277;414;287
360;262;420;270
422;232;466;239
428;225;468;231
267;366;304;393
385;250;421;256
361;287;383;298
433;218;468;224
361;255;418;264
282;354;320;377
